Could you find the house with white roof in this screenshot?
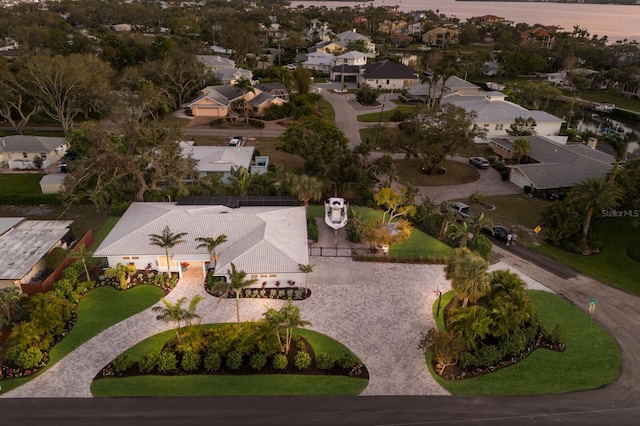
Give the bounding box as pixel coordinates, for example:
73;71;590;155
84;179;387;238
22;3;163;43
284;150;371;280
93;201;309;285
407;76;482;104
302;51;336;73
489;135;614;190
180;141;268;182
333;29;376;58
0;218;74;291
196;55;253;84
444;91;564;143
333;51;368;67
1;135;68;170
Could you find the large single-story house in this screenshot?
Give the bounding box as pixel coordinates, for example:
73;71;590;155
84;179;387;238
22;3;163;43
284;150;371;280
93;201;309;285
180;141;268;182
489;135;614;190
185;83;288;118
444;91;565;143
407;76;482;104
0;218;74;291
1;135;68;170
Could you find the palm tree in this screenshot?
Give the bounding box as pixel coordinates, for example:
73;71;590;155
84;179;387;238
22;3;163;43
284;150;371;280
288;173;324;208
195;234;228;270
469;212;493;238
603;133;629;183
228;166;253;196
447;221;472;248
571;177;623;248
438;201;457;240
70;243;91;282
152;296;202;343
298;263;315;293
148;225;188;276
263;300;312;354
447;305;493;350
512;138;532;164
233;77;255;124
0;287;22;327
210;262;258;324
445;248;490;308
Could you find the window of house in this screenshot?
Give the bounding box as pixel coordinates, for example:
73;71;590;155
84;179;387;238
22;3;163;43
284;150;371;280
23;152;28;158
122;256;131;260
132;256;139;260
40;152;47;159
495;124;503;131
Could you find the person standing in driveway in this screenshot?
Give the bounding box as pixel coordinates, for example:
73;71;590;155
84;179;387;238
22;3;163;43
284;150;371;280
506;232;512;246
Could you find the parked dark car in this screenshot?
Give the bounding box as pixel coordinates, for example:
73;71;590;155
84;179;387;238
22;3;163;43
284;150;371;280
482;225;511;241
469;156;490;169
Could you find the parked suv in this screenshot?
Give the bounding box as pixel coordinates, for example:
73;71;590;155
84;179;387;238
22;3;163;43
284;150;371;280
469;156;490;169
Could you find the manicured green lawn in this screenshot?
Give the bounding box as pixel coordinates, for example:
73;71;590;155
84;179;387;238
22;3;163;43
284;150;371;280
429;290;620;396
532;217;640;295
481;194;550;232
92;374;367;397
0;174;42;194
0;285;163;395
91;327;367;397
357;105;416;122
394;158;480;186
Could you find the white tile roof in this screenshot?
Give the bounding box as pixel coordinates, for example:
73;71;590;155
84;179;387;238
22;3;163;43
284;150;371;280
94;203;309;275
180;143;253;173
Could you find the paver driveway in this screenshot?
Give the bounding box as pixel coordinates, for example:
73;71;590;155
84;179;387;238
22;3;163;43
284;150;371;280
3;258;550;398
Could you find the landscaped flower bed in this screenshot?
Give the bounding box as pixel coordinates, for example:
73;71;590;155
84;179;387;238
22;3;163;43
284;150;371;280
95;325;367;380
96;268;178;295
208;287;311;301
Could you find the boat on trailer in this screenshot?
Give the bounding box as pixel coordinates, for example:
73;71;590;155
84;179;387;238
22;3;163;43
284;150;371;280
325;197;348;230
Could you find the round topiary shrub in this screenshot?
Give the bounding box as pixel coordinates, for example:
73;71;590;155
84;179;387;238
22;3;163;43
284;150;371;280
225;350;243;370
294;351;311;370
249;352;267;370
315;352;335;370
272;353;288;370
139;352;159;373
6;346;43;369
112;353;135;373
181;351;201;372
337;352;357;369
203;352;222;372
156;351;177;373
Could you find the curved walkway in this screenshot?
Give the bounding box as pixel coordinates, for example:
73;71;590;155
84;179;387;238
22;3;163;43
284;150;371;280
2;256;554;398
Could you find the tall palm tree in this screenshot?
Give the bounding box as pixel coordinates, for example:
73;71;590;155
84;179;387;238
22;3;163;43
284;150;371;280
603;133;629;183
438;201;457;240
469;212;493;238
233;77;255;124
70;243;91;282
228;166;252;196
571;177;623;248
288;173;324;208
263;300;312;354
298;263;316;293
195;234;228;270
148;225;188;275
0;287;22;327
152;296;202;343
445;248;490;308
512;138;532;164
210;262;258;324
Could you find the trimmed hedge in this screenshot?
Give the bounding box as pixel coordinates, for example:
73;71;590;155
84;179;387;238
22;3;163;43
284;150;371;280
0;194;62;205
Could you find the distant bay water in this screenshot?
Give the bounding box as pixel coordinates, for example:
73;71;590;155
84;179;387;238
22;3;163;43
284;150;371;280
289;0;640;42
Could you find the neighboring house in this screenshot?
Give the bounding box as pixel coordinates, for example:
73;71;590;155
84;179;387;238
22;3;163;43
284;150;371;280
185;83;287;118
0;218;74;291
483;61;501;77
521;27;556;48
180;141;268;182
422;27;460;47
196;55;252;84
111;23;132;32
489;135;614;190
407;76;481;104
306;18;333;42
302;51;336;73
358;59;420;90
333;29;376;58
469;15;506;26
617;77;640;100
546;71;568;86
391;32;413;47
93;201;309;284
333;50;368;67
0;135;68;170
444;91;565;143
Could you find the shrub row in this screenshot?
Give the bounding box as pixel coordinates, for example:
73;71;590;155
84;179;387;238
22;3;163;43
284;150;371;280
0;193;62;205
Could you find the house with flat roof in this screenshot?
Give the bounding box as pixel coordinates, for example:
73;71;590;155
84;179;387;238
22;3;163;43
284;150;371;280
0;219;74;291
93;202;309;284
489;135;614;190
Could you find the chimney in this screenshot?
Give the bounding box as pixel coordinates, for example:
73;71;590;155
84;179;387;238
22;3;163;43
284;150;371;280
587;137;598;149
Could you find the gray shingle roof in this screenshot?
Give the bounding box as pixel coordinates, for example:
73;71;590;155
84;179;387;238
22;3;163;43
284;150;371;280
0;135;66;154
362;60;418;80
491;135;614;189
93;203;308;275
